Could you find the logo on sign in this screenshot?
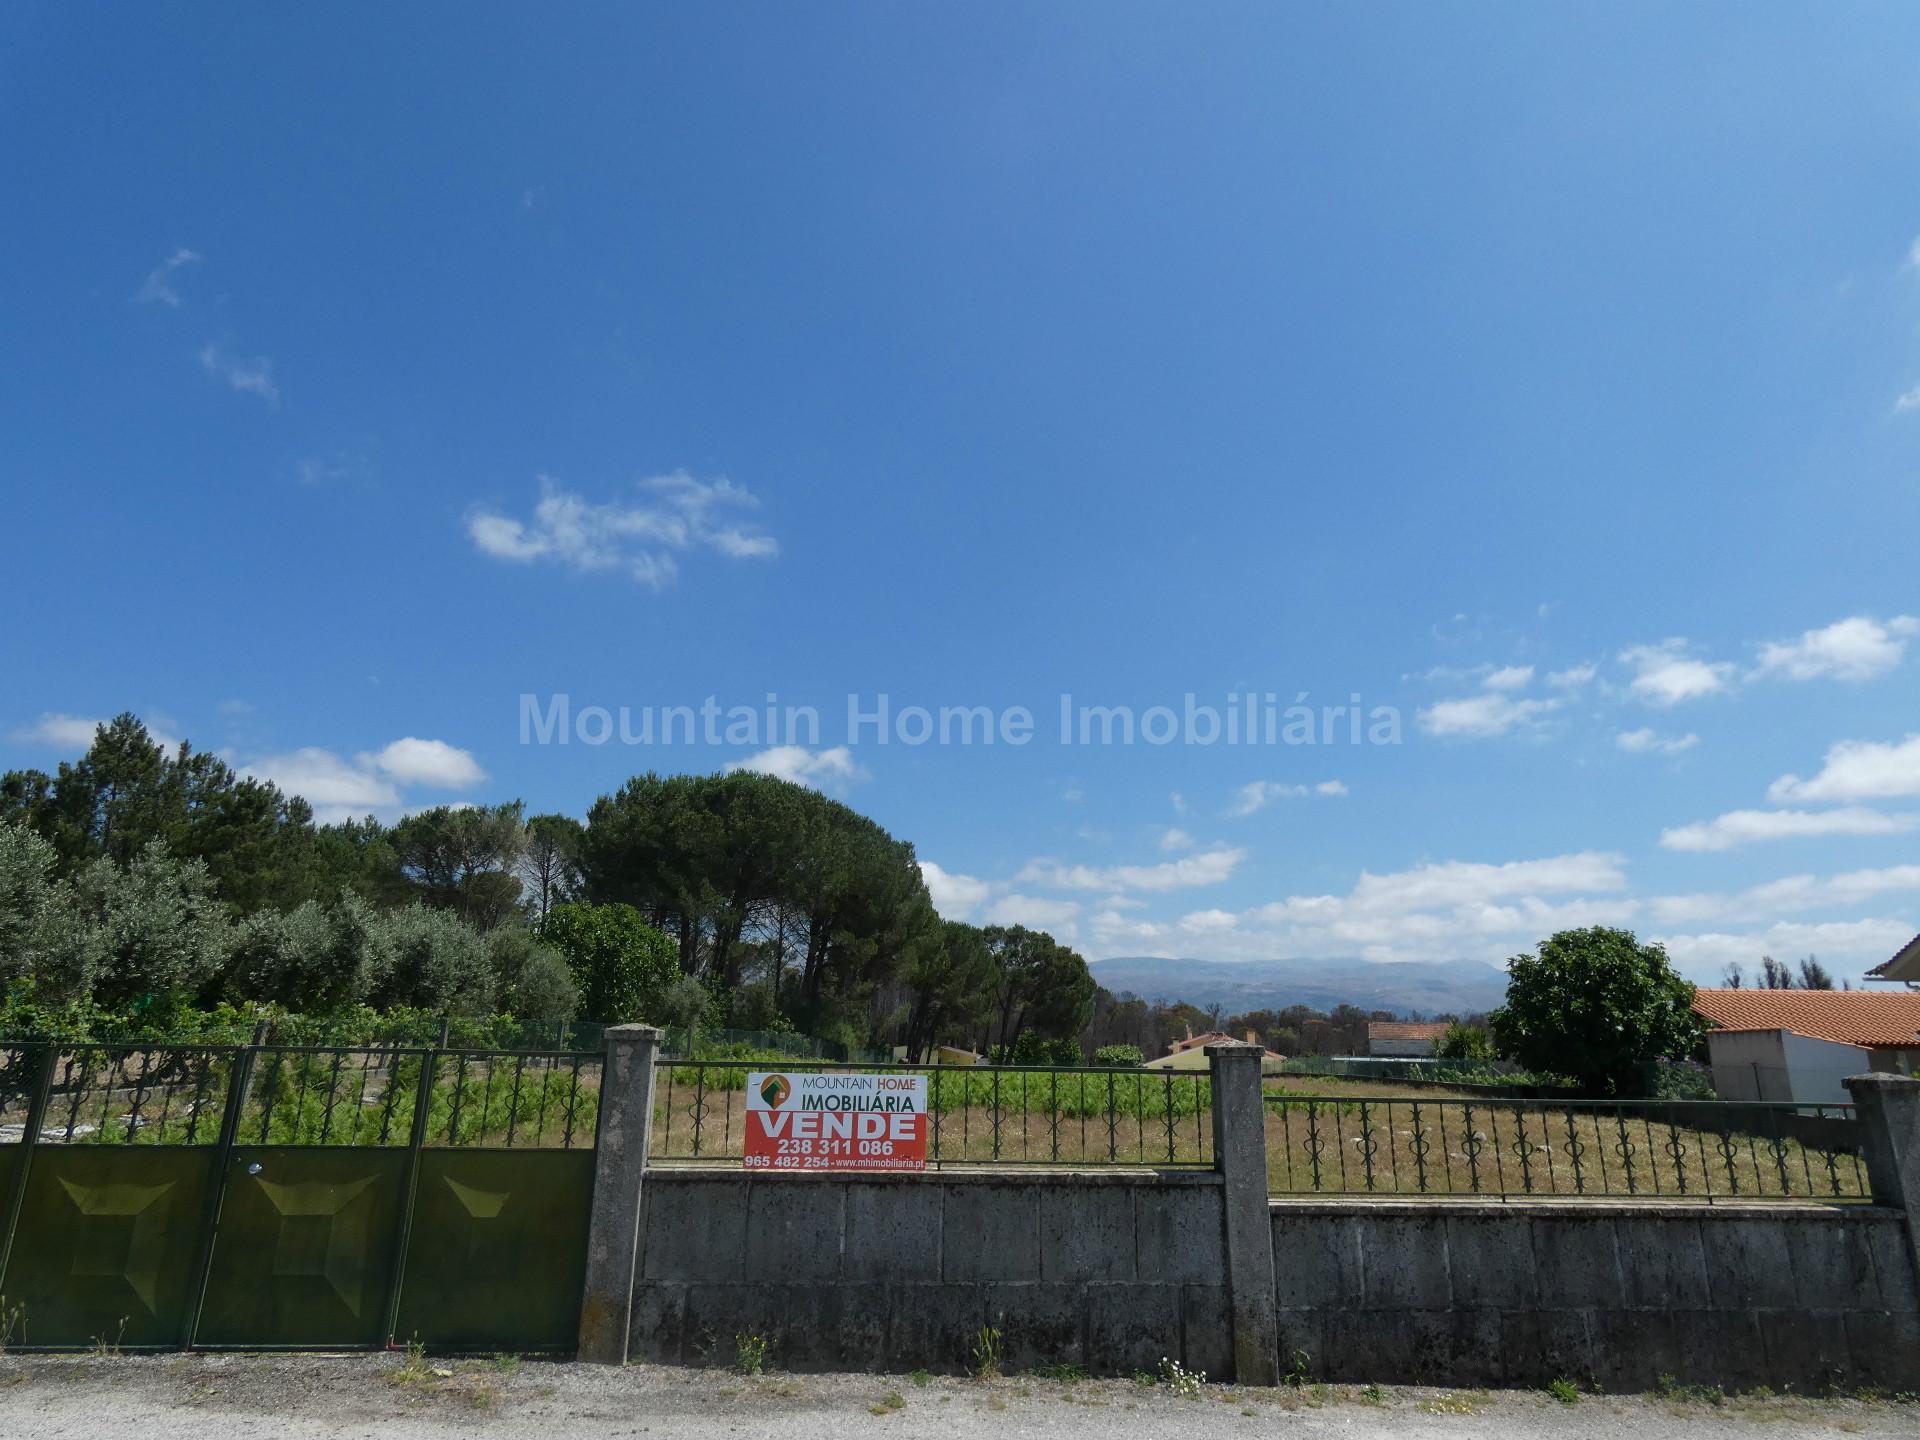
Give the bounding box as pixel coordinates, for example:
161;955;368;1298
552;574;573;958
758;1074;791;1108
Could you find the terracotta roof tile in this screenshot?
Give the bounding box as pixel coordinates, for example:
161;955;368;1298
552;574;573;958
1692;988;1920;1048
1366;1021;1450;1042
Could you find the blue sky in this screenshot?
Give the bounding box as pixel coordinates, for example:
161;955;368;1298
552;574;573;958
4;5;1919;984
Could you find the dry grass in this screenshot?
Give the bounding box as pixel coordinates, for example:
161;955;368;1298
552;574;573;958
644;1065;1865;1201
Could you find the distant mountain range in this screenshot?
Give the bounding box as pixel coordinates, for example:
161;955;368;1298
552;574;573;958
1087;955;1509;1018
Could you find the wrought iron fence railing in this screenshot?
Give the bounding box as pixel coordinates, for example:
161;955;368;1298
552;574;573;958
0;1042;601;1150
650;1059;1214;1168
1264;1095;1868;1201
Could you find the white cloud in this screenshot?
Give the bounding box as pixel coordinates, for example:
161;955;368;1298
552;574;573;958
1178;908;1239;933
1159;828;1195;853
1017;847;1245;893
1659;807;1917;852
1483;665;1534;691
1754;615;1919;683
368;737;486;788
1649;864;1920;927
198;343;279;405
135;248;201;307
467;472;776;589
1547;663;1597;690
1896;386;1920;414
11;712;104;749
920;861;992;921
241;748;403;824
239;734;489;822
724;744;861;790
1227;779;1348;816
1618;640;1733;706
1417;693;1560;738
1616;727;1700;756
1768;733;1920;804
982;894;1081;936
9;712;181;752
1120;851;1633;965
1658;918;1920;983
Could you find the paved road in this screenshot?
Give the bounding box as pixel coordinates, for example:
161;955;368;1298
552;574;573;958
0;1354;1909;1438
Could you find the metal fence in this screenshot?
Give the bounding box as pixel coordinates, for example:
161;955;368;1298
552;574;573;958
650;1059;1214;1168
0;1040;601;1353
1265;1095;1869;1201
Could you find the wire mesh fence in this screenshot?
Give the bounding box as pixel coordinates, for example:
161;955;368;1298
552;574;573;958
1265;1095;1868;1201
650;1059;1215;1168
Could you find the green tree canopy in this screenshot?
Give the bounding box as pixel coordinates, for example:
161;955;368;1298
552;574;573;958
1489;927;1704;1094
540;901;680;1023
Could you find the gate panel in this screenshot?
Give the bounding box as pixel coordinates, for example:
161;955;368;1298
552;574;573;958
195;1146;410;1347
393;1149;594;1352
0;1147;217;1348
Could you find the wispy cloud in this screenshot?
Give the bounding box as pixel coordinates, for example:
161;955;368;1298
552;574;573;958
1227;779;1348;816
1016;847;1245;893
1616;727;1700;756
1896;385;1920;413
1618;639;1733;706
468;472;777;589
920;860;993;921
724;744;860;790
135;248;201;307
199;343;279;405
1658;806;1916;852
1768;733;1920;804
1753;615;1919;683
1418;692;1560;738
10;712;106;749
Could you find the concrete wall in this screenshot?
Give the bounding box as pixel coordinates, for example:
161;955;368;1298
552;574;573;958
1708;1029;1791;1101
624;1169;1920;1391
1783;1032;1873;1105
1271;1200;1920;1391
1708;1030;1871;1105
629;1170;1233;1375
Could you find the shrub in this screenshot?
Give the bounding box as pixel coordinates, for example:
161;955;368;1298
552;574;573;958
1093;1043;1145;1068
1491;927;1704;1095
540;902;679;1023
1433;1021;1493;1062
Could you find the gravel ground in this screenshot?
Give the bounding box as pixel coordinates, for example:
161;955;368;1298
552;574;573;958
0;1353;1913;1439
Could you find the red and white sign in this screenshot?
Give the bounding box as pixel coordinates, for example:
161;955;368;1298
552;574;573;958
743;1071;929;1172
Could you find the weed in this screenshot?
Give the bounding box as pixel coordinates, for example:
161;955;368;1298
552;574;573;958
1358;1383;1386;1406
467;1383;497;1410
0;1297;23;1354
1547;1376;1580;1405
1157;1356;1205;1399
869;1391;906;1415
1417;1393;1483;1416
89;1317;128;1359
909;1369;931;1388
491;1352;521;1375
1031;1362;1087;1383
734;1332;771;1376
987;1394;1007;1411
1282;1348;1312;1388
386;1338;439;1393
970;1324;1003;1380
1129;1370;1156;1389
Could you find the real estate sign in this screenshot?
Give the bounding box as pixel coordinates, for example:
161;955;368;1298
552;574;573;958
743;1071;929;1172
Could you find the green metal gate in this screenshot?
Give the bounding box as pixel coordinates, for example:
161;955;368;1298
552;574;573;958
0;1042;600;1352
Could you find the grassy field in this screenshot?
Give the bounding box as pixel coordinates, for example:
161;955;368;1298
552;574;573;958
646;1062;1868;1201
